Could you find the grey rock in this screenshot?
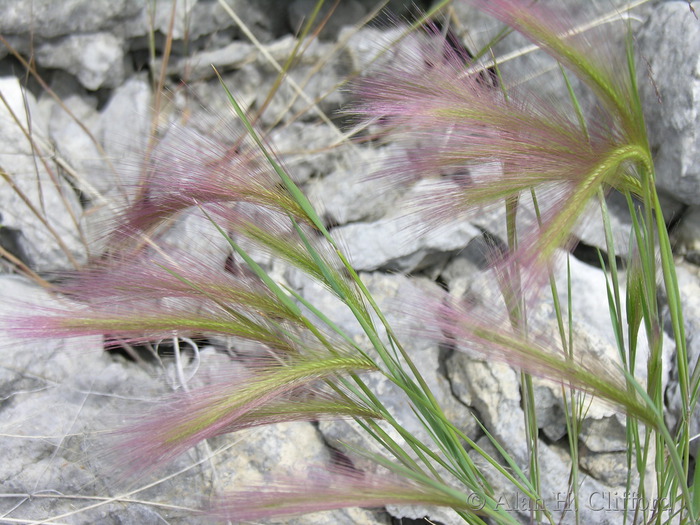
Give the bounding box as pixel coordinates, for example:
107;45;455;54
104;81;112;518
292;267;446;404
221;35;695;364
286;506;389;525
331;180;481;272
0;76;86;272
35;32;126;90
447;0;646;109
289;0;368;40
447;354;529;463
306;144;408;224
269;121;350;184
46;91;107;199
528;322;634;453
207;420;388;524
469;436;630;525
438;242;486;299
638;2;700;204
579;411;628;453
255;48;348;125
579;451;631;488
340;25;425;74
169;67;262;132
0;0;142;39
214;0;291;42
134;0;229;41
530;331;626;449
531;375;568;442
156;210;235;265
332;214;480;272
173;34;345;128
160;41;257;81
573;191;635;257
119;0;289;43
0;276;193;524
442;252;664;482
384;503;464;525
675;206;700;255
99;75;151;183
45;76;151;251
365;0;431;17
553;255;624;348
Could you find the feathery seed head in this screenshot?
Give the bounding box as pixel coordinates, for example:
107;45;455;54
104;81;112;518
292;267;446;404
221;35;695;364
209;464;478;522
109;119;312;251
109;355;379;479
351;0;652;279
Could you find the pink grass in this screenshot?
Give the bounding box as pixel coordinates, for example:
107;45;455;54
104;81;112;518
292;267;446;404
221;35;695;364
107;356;378;479
466;0;645;140
209;464;476;522
53;249;298;323
107;120;309;249
349;5;647;303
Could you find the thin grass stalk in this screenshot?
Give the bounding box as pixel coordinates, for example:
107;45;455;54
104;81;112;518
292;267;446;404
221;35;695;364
264;0;390;132
147;0;158;94
544;239;582;522
216;0;350;141
252;0;326;126
531;185;585;522
222;87;520;515
138;0;178;208
597;190;626;358
633;160;688;520
596;190;646;523
0;244;50;287
149;0;176;139
198;112;480;500
499;132;541;521
624;367;694;522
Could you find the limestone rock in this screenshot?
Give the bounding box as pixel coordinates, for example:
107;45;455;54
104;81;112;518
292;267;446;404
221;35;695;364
638;2;700;204
35;33;126;90
0;76;86;271
306;144;408;225
331;180;481;272
0;0;142;40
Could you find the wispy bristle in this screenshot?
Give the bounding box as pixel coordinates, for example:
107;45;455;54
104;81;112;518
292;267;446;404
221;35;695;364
467;0;646;141
109;356;378;479
55;249;300;324
350;3;648;292
415;290;656;426
210;464;476;522
108;121;309;248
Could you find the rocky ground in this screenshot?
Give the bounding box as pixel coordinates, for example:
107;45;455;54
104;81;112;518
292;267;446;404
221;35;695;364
1;1;699;524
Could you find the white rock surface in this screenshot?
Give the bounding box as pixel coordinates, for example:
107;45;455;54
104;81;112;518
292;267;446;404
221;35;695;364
638;2;700;205
0;76;86;271
36;33;126;90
